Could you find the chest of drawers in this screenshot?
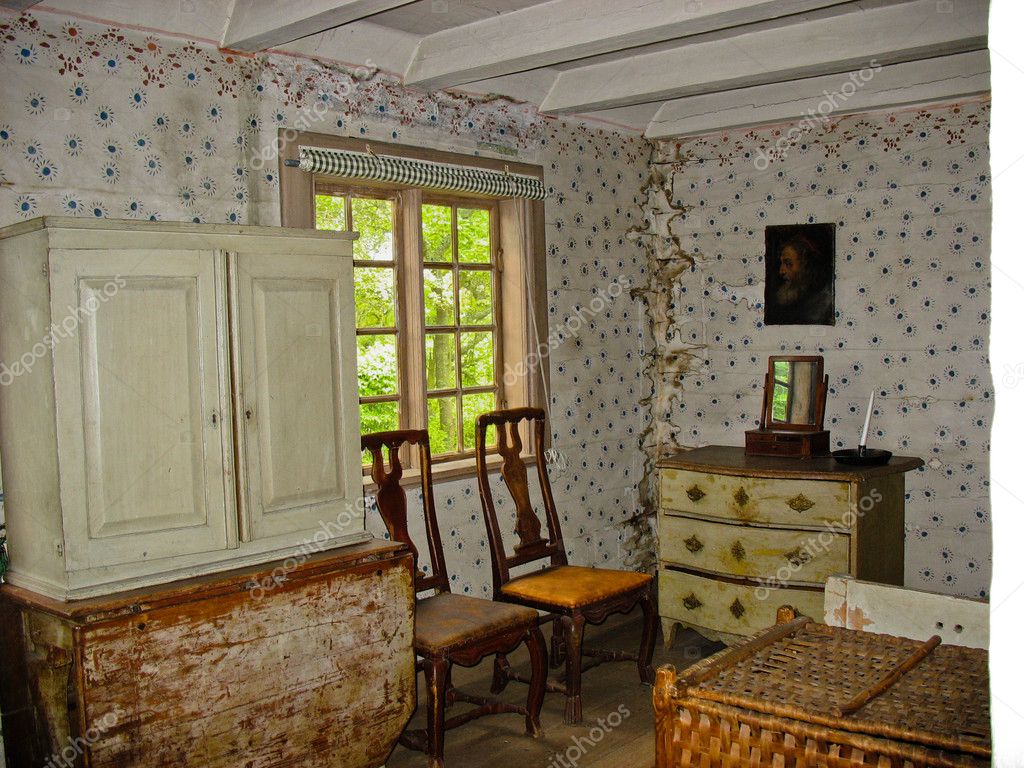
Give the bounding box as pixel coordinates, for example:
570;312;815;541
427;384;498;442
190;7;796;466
656;446;922;644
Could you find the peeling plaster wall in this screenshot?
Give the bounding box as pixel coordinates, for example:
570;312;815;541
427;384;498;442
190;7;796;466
635;102;992;598
0;11;653;598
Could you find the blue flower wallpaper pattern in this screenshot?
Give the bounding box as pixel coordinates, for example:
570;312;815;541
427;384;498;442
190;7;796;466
635;102;992;598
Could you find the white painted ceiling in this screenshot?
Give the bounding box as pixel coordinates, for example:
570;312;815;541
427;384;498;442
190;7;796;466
15;0;990;136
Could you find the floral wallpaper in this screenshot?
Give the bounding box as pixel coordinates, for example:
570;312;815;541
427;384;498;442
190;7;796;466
0;10;652;597
633;102;992;598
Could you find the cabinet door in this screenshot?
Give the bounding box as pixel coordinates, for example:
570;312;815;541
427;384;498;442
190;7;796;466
231;251;362;543
49;249;234;571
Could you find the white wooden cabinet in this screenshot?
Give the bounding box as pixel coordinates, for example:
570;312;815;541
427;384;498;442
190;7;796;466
0;218;366;600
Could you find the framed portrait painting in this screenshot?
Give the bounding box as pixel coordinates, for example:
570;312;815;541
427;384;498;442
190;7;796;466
764;223;836;326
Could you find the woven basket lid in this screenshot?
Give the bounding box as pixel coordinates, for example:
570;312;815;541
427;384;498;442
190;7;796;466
680;617;990;759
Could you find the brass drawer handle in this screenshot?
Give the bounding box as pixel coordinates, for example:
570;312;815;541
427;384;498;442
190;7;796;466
733;487;749;506
682;593;703;611
731;541;746;561
684;535;704;553
686;485;706;502
730;598;746;619
784;547;811;567
787;493;815;512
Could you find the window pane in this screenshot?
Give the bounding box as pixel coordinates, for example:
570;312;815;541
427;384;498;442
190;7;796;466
425;332;456;391
460;331;494;388
315;194;347;231
422;204;453;263
457;208;491;264
458;270;493;325
356;334;398;398
354;266;395;328
427;396;459;454
359;400;399;464
462;392;496;451
424;267;455;326
351;197;394;262
359;401;399;437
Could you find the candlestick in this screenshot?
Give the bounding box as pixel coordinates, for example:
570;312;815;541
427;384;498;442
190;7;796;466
859;390;875;448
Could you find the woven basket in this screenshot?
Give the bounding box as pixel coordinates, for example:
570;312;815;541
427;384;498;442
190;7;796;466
654;609;990;768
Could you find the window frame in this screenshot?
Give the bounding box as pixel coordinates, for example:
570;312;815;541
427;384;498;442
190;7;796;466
280;131;549;484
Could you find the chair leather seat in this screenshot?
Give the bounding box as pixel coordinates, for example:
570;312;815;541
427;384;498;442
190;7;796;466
500;565;652;610
414;591;538;655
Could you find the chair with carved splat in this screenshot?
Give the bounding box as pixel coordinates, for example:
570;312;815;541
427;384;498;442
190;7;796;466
474;407;657;724
361;429;547;768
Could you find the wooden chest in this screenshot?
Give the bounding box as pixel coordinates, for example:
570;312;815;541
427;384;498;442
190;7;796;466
654;613;990;768
656;446;923;644
0;540;415;768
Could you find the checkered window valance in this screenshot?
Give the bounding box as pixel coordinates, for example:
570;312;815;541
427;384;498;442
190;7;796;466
295;147;546;200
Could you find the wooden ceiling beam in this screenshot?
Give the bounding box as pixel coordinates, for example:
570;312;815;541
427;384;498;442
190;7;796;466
221;0;417;53
645;51;990;139
404;0;851;92
539;0;988;115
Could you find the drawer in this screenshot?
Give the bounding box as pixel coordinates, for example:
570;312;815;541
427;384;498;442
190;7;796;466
661;468;850;528
659;568;824;637
659;514;849;585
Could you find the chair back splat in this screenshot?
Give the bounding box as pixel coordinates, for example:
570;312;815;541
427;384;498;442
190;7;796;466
361;429;448;595
476;408;566;587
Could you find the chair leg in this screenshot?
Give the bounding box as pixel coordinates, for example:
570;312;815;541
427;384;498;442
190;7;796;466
490;652;511;695
523;626;548;736
550;615;566;669
561;613;586;725
638;591;657;684
423;655;451;768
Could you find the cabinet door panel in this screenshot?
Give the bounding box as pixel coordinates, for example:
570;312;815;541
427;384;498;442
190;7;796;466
233;252;361;542
50;250;233;571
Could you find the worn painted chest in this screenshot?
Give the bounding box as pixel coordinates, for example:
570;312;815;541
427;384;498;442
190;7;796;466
0;540;415;767
656;446;923;644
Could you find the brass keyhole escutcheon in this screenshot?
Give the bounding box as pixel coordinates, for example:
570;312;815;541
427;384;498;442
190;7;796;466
731;541;746;561
683;593;703;611
730;598;745;619
684;535;704;553
787;493;815;512
686;485;706;503
733;487;749;507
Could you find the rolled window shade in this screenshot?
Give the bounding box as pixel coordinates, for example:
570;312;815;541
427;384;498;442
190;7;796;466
293;146;546;200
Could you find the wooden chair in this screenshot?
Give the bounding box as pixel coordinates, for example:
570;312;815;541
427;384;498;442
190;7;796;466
474;407;657;724
361;430;547;768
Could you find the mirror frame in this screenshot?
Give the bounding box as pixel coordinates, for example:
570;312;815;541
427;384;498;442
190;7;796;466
759;354;828;433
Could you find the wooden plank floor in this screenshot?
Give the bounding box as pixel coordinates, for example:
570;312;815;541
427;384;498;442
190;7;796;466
385;611;723;768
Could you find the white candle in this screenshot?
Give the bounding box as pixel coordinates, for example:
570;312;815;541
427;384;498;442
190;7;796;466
859;390;875;447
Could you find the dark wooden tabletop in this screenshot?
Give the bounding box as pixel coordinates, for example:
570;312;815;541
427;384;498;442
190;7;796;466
656;445;924;482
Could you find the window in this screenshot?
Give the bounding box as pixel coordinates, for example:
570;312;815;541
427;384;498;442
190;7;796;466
315;188;502;459
280;132;548;477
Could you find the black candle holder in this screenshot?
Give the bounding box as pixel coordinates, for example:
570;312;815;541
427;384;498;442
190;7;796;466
831;446;892;466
